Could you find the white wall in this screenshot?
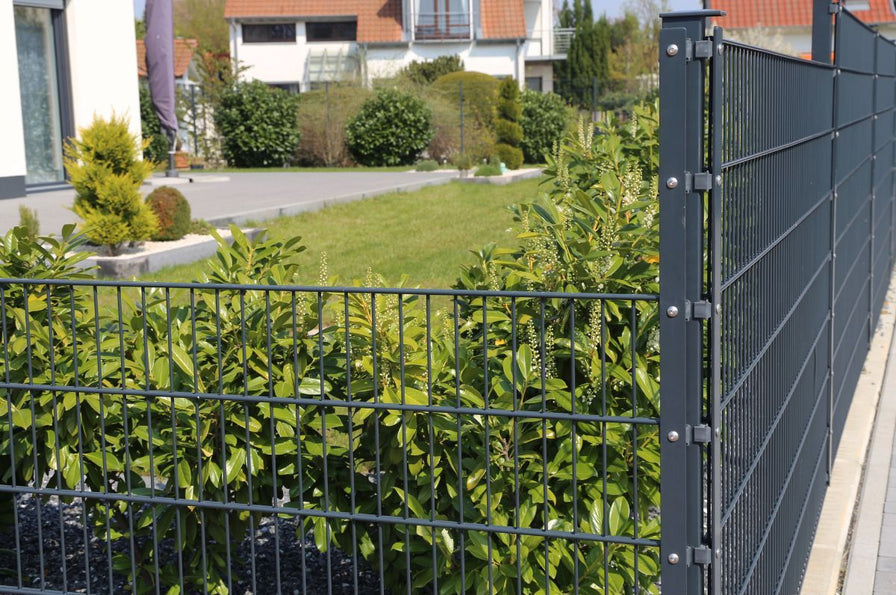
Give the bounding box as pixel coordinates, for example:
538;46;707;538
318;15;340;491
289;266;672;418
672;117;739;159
0;2;27;183
65;0;141;141
366;42;520;80
234;21;308;86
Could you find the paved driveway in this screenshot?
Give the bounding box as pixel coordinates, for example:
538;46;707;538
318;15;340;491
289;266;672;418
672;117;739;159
0;170;459;236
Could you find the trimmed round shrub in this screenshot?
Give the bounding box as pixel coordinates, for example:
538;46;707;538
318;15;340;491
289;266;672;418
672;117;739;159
494;143;524;170
146;186;192;241
215;80;301;167
345;88;433;166
432;71;500;131
520;90;573;163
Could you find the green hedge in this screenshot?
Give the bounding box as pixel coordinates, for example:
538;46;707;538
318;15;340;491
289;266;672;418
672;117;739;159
345;88;433;166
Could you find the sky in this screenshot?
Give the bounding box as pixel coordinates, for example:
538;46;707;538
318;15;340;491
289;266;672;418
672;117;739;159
133;0;704;22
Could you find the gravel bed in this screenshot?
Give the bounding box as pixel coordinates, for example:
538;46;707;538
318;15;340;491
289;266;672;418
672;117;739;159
0;497;384;594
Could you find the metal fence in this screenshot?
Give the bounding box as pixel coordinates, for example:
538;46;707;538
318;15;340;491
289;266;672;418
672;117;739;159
659;5;896;595
0;279;659;594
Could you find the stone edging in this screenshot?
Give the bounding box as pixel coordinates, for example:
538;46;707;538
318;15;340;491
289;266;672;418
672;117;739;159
801;271;896;594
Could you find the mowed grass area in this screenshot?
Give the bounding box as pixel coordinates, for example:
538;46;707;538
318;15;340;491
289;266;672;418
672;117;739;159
139;177;544;289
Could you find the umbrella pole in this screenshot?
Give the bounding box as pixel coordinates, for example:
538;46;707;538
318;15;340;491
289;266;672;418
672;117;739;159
165;128;179;178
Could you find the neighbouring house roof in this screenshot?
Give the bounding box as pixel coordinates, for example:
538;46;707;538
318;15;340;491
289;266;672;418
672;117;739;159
137;38;199;78
481;0;527;39
708;0;896;28
223;0;526;42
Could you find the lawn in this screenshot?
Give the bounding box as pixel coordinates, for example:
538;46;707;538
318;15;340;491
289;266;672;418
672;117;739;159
139;177;544;289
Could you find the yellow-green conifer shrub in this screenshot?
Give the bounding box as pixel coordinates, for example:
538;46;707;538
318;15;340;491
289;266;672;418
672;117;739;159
65;114;158;255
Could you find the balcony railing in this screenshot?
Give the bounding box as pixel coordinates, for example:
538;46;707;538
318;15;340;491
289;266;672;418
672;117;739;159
554;27;574;54
414;11;471;40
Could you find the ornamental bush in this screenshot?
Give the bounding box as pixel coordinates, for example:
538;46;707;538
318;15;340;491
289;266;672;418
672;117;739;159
215;80;301;167
493;78;524;169
145;185;192;241
65;114;158;254
345;88;433;166
520;89;573;163
138;82;168;163
431;71;499;132
295;84;372;166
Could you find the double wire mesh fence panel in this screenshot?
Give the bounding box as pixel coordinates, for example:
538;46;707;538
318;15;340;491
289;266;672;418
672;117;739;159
665;7;896;595
0;279;660;594
659;6;896;595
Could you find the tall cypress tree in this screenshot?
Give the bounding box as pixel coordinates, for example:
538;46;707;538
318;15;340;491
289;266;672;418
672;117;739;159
555;1;611;109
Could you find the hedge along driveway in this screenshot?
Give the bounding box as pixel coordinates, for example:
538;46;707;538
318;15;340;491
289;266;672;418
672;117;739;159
0;170;459;236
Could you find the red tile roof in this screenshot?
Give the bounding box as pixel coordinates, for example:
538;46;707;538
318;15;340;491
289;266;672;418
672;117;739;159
223;0;526;42
224;0;403;42
708;0;896;28
481;0;526;39
137;38;199;78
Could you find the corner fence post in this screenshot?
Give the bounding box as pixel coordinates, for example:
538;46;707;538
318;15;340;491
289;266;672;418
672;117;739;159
658;9;723;595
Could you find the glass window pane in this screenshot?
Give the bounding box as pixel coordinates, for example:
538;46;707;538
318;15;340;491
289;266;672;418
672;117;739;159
15;6;64;185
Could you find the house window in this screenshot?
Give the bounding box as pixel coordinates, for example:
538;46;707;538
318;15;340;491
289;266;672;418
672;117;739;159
242;23;296;43
306;21;357;42
415;0;470;40
268;82;300;94
525;77;543;92
15;5;66;185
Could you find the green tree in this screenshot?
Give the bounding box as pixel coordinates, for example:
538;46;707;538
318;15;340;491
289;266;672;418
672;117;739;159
173;0;228;54
554;0;612;109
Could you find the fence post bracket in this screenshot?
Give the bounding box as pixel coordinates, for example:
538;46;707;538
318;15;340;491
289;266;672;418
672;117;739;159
691;546;713;566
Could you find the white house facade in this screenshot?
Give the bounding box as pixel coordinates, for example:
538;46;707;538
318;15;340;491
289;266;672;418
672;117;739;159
0;0;141;199
224;0;568;93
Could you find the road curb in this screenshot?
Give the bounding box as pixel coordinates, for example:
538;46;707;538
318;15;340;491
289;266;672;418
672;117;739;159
802;271;896;595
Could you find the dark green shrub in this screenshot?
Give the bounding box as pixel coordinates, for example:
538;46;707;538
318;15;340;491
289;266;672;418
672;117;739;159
452;152;473;170
494;79;524;170
215;80;301;167
401;55;464;85
431;71;499;132
139;82;168;163
65;114;158;254
345;88;433;166
494;119;523;146
415;159;439;171
295;84;372;166
520;89;572;163
145;185;192;240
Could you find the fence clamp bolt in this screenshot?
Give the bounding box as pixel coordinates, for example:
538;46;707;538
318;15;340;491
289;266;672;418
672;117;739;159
666;177;679;189
667;430;680;442
666;305;679;318
667;553;680;565
666;44;679;57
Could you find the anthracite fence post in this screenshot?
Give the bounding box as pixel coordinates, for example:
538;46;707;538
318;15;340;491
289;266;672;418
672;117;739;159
812;0;835;64
658;8;723;595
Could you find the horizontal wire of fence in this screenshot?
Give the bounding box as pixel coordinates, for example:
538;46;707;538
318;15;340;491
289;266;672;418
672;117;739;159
0;279;660;594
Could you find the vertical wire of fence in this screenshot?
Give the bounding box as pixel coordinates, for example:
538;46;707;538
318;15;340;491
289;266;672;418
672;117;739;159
659;7;896;595
0;279;660;594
